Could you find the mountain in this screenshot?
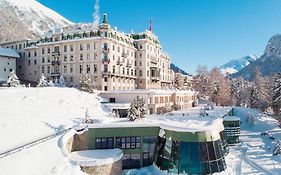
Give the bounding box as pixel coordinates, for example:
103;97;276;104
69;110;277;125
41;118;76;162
170;63;189;75
220;55;258;75
231;34;281;80
0;0;73;42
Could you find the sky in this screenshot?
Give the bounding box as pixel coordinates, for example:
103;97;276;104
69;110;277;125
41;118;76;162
38;0;281;74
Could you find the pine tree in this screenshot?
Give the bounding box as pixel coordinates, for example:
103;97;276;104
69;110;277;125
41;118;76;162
128;96;146;121
6;70;20;87
80;75;94;93
271;73;281;118
58;75;66;87
37;73;49;87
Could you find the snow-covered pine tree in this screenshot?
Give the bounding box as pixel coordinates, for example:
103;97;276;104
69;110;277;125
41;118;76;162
48;80;54;87
128;96;146;121
271;73;281;117
80;75;94;93
53;77;59;87
58;75;66;87
37;73;49;87
6;70;20;87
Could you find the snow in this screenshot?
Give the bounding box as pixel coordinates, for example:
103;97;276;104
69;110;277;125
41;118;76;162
223;115;240;121
0;47;20;58
1;87;281;175
0;87;113;175
1;0;73;36
69;149;123;167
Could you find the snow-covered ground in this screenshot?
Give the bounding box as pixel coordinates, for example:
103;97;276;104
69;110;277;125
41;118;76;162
1;87;281;175
0;87;113;175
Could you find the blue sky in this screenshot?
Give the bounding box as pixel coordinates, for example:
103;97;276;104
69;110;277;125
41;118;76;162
38;0;281;74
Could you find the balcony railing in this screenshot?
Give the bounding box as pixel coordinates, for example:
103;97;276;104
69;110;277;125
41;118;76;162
52;51;60;56
102;48;110;53
51;60;61;65
51;72;60;76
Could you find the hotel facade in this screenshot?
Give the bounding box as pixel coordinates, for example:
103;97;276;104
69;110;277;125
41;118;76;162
0;14;172;91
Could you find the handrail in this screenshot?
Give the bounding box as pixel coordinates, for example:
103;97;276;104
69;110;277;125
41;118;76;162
0;128;71;159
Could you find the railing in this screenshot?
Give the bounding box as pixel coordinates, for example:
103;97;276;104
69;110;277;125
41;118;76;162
51;60;61;65
52;51;60;56
0;128;71;159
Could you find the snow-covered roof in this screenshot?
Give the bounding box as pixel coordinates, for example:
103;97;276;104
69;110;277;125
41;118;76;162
69;149;123;166
102;89;196;95
104;103;131;109
223;115;240;121
0;48;20;58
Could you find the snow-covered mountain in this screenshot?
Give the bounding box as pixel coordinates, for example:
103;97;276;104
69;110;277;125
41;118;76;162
231;34;281;80
0;0;73;42
220;55;258;75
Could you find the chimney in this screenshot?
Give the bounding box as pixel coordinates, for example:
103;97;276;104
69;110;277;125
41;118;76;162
102;13;108;24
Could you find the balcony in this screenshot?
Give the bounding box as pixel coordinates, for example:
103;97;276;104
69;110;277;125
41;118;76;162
150;76;160;81
126;62;132;67
52;51;60;56
51;72;60;77
121;52;127;58
102;47;109;53
150;59;157;64
102;58;110;63
51;60;61;65
117;60;124;65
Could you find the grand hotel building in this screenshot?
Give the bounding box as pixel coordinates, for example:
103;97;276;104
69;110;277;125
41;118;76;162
0;14;172;91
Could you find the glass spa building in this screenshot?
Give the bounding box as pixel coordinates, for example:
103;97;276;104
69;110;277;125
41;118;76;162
87;119;229;175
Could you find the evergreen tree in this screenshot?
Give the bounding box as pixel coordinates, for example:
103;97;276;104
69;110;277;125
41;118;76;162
37;73;49;87
58;75;66;87
80;75;94;93
6;70;20;87
128;96;146;121
271;73;281;118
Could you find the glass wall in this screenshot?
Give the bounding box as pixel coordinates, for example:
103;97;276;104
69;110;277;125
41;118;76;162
156;137;227;174
143;136;157;166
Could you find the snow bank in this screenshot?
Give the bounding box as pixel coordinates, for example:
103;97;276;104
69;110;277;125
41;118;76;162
69;149;123;167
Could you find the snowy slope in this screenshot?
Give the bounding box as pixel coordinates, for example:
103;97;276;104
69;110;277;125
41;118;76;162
220;55;258;75
0;0;73;41
0;87;113;175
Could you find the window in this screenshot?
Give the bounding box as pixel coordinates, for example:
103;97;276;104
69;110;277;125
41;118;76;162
42;57;45;63
80;54;83;61
139;70;143;76
64;45;67;52
28;60;31;65
104;86;108;91
86;65;90;73
87;44;90;50
112;66;115;73
34;60;37;65
41;66;45;74
28;52;31;57
94;64;97;73
95;137;114;149
70;55;74;61
70;45;73;52
70;77;73;82
64;55;67;62
64;66;67;74
80;44;83;51
70;65;73;74
79;65;83;74
116;137;141;149
104;77;108;82
47;66;50;74
34;51;37;57
48;48;50;54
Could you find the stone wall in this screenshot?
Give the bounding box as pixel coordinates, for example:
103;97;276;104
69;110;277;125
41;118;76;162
65;136;74;153
81;159;122;175
72;131;88;151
